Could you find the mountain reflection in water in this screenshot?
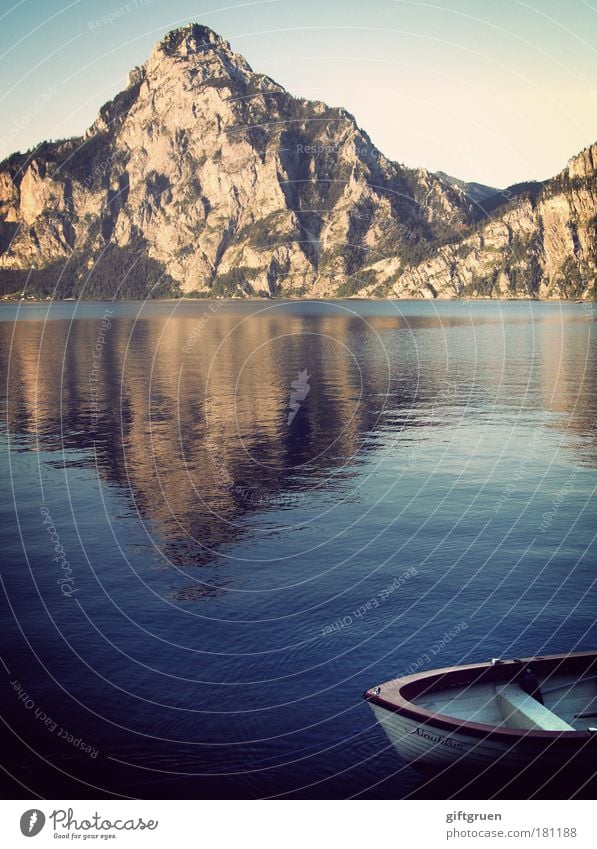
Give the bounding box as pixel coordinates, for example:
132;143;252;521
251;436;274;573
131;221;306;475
0;299;595;799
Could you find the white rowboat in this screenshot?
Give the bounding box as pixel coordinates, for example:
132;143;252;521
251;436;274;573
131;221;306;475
364;651;597;773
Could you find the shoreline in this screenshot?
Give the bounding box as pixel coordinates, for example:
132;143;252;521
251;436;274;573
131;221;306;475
1;295;594;304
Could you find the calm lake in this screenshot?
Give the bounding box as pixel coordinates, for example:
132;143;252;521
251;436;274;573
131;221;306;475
1;298;595;799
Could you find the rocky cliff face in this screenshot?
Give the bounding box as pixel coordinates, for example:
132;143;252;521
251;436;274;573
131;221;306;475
366;145;597;300
0;23;595;300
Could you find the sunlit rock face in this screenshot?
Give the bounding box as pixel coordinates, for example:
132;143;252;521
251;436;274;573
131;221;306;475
0;23;595;300
374;144;597;301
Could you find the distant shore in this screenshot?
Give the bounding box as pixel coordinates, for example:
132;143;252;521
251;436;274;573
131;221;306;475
1;294;593;304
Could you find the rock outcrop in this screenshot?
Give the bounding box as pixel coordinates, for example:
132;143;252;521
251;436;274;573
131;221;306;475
0;23;595;300
369;147;597;300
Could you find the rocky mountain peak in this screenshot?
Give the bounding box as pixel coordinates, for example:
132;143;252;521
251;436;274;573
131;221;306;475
146;23;253;84
0;25;594;302
566;142;597;180
157;23;232;56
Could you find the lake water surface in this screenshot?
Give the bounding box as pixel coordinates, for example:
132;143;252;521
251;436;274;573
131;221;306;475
1;299;595;798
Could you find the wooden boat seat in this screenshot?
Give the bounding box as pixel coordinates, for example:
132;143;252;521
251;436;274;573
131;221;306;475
495;684;575;731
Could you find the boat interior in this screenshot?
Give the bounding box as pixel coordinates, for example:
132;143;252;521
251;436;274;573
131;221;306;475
414;672;597;732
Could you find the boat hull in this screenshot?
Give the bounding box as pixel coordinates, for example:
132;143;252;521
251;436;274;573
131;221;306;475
369;702;593;773
365;651;597;774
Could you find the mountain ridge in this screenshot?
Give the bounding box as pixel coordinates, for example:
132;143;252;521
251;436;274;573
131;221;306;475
434;172;499;205
0;23;595;300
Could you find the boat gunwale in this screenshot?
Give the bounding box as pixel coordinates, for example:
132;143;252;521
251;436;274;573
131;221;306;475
364;650;597;743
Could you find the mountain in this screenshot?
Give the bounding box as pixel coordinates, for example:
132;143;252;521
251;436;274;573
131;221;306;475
435;172;498;205
373;147;596;299
475;180;548;216
0;24;595;300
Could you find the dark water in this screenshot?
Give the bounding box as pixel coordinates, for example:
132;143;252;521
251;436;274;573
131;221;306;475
0;298;595;799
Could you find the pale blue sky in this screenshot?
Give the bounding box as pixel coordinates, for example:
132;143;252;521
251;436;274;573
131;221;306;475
0;0;596;186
